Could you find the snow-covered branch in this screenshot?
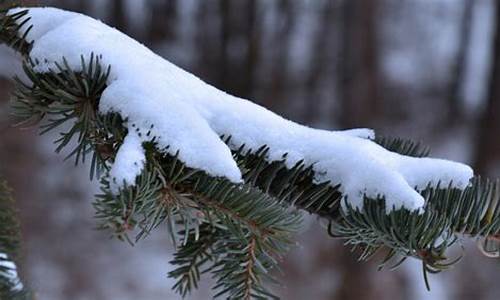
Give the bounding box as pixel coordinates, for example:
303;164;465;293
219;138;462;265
1;7;498;298
9;7;473;211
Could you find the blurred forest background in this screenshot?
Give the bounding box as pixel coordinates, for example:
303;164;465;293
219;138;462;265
0;0;499;299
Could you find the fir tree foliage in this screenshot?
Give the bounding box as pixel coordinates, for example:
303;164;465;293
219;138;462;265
0;180;30;299
0;8;499;298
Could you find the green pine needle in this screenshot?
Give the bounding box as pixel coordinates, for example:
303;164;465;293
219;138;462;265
0;180;31;299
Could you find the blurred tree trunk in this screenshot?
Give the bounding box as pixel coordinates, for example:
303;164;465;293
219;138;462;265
338;0;381;128
217;0;260;99
147;0;177;45
242;0;259;99
332;249;375;300
302;0;335;124
194;0;220;83
110;0;127;33
474;2;500;175
336;0;380;292
56;0;89;12
446;0;474;127
74;0;88;13
333;1;400;299
218;0;230;90
266;0;295;114
1;0;37;10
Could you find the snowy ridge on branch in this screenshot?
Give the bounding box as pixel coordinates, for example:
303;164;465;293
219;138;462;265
108;130;145;194
9;7;474;211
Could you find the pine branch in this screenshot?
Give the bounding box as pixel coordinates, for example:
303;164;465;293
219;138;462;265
0;8;32;55
328;177;500;289
0;179;31;299
211;234;279;300
2;8;499;298
94;144;300;298
168;224;220;297
374;136;430;157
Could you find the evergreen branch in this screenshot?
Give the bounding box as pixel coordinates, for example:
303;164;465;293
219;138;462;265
426;177;500;237
329;198;451;269
229;140;343;220
95;142;301;298
374;136;430;157
9;54;500;295
3;9;500;297
328;177;500;289
0;179;31;299
12;54;114;179
93;164;164;243
0;8;32;56
211;234;279;300
168;224;221;298
146;148;301;298
0;181;19;265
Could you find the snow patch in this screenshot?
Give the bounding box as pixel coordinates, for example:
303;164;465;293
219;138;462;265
9;7;475;211
0;252;23;291
108;130;146;192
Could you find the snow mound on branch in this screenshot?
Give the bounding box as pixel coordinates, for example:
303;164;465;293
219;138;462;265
108;130;145;193
9;7;474;211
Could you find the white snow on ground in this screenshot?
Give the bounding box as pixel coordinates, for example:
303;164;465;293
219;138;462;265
8;7;474;211
0;252;23;291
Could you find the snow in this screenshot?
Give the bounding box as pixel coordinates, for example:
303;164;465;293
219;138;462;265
0;252;23;291
8;7;474;211
108;130;145;192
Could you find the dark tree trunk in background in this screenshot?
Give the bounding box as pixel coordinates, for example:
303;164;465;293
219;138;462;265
302;1;335;124
147;0;177;45
72;0;89;13
58;0;89;13
474;2;500;176
218;0;231;90
446;0;474;127
110;0;127;33
265;0;295;114
332;1;387;299
1;0;37;10
216;0;260;99
195;0;220;83
338;0;381;128
332;250;375;300
332;248;410;300
242;0;259;99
